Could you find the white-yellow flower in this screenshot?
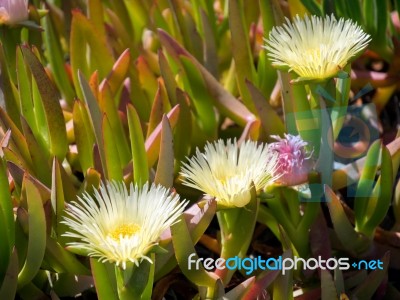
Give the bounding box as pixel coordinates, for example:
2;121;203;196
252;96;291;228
0;0;29;25
264;14;370;81
180;139;279;208
63;181;187;269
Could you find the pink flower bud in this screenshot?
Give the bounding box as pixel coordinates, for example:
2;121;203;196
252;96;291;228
0;0;29;25
269;134;313;186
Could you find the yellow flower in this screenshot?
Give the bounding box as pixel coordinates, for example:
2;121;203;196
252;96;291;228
264;14;370;82
0;0;29;25
63;181;187;269
180;139;279;208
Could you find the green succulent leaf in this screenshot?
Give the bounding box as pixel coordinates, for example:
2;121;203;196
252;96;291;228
70;10;114;99
334;266;345;296
73;100;96;174
171;215;219;288
101;49;131;98
99;84;130;166
228;0;257;113
102;114;123;181
299;0;323;16
241;269;281;300
21;46;68;161
354;140;381;230
155;199;217;280
335;0;363;24
158;29;255;127
325;185;369;255
123;0;147;45
272;250;294;300
17;177;47;289
0;108;33;170
180;56;217;139
44;237;90;275
363;0;391;61
0;159;14;282
223;277;255;299
362;144;393;237
154;115;174;188
350;252;389;299
78;71;108;176
246;80;284;138
0;249;18;300
147;81;171;139
16;48;35;135
127;104;149;187
321;269;338;300
173;89;192;172
200;9;219;78
145;104;180;169
42;11;75;105
51;158;68;242
0;43;20;126
20;118;51;186
158;50;178;106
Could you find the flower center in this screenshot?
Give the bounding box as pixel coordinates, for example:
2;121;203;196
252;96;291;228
306;48;322;60
217;176;228;184
109;223;140;240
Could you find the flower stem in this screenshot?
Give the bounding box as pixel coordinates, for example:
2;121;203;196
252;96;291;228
115;260;153;300
90;259;119;300
257;205;281;239
309;81;335;196
215;186;258;285
264;186;313;258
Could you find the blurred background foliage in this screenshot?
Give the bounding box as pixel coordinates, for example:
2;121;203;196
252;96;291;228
1;0;400;299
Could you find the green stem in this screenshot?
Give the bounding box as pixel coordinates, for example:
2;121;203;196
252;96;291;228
115;260;153;300
90;259;118;300
317;97;334;188
264;195;296;237
333;64;351;139
265;187;311;258
298;202;320;234
308;81;335;194
282;187;301;226
216;208;245;285
278;71;297;135
116;267;137;300
257;205;281;239
215;187;259;285
286;77;319;154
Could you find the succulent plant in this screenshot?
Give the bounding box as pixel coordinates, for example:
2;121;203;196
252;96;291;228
0;0;399;299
